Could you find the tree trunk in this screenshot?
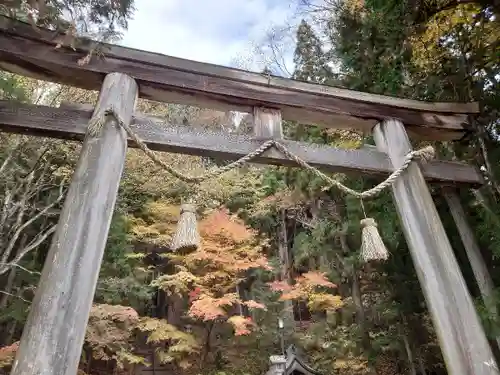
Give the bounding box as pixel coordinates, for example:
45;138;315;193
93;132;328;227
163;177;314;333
2;287;24;345
156;289;167;319
166;294;183;327
338;233;370;349
443;188;500;349
402;331;418;375
0;267;17;309
278;209;294;328
0;232;32;323
351;267;370;350
236;284;244;316
418;356;427;375
200;321;214;368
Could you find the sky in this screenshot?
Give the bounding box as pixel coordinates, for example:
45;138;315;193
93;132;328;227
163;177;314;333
119;0;301;74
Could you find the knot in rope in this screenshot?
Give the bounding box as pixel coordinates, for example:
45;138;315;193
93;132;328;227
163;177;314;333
412;145;435;163
360;218;377;228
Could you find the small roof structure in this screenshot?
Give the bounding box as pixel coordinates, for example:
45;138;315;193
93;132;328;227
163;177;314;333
265;345;321;375
285;345;321;375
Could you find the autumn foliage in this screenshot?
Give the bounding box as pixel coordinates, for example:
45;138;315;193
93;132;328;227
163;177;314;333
154;208;270;335
0;305;146;371
269;271;343;312
0;342;18;369
84;304;144;369
84;303;198;370
136;317;199;369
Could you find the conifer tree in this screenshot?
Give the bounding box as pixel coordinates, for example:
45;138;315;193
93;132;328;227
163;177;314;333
1;0;135;41
293;19;332;84
328;0;410;96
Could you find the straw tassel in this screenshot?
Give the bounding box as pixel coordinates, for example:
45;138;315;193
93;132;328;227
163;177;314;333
360;218;389;262
170;203;200;253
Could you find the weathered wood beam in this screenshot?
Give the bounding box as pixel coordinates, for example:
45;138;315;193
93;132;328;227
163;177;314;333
442;187;500;349
0;17;478;113
253;107;283;139
10;73;137;375
0;20;477;114
373;119;497;375
0;100;483;186
0;15;477;141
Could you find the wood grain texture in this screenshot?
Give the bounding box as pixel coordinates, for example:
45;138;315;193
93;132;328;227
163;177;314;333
253;107;283;139
373;119;498;375
0;17;478;113
9;73;138;375
0;100;483;185
0;16;477;141
442;187;500;349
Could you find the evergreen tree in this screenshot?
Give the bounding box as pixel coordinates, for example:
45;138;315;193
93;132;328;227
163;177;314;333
319;0;500;371
293;19;332;84
1;0;135;41
327;0;411;96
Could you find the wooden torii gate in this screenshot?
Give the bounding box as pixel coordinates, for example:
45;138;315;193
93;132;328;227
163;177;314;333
0;15;497;375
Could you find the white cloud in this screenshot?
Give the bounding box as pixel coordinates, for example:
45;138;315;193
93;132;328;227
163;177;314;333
120;0;300;71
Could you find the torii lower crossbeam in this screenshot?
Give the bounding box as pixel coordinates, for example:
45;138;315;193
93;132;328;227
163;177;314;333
0;100;483;186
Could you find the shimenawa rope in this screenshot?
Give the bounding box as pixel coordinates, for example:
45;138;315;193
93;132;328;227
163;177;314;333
88;109;435;259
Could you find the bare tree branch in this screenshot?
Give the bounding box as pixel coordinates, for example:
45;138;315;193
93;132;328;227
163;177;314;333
0;262;41;275
0;178;66;269
0;137;21;175
0;224;58;276
0;290;31;304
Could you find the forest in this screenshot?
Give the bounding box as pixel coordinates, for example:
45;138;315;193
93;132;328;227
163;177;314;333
0;0;499;374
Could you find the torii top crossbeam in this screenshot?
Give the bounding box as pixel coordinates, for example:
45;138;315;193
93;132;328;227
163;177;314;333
0;15;478;142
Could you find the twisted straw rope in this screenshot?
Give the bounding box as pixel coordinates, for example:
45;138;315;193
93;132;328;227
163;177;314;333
88;109;435;199
273;142;435;199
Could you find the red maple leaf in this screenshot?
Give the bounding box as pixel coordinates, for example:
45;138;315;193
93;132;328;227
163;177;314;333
189;287;202;302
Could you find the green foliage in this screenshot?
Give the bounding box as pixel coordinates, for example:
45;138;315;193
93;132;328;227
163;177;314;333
0;72;28;101
95;213;153;312
294;19;333;83
1;0;135;41
101;213;134;276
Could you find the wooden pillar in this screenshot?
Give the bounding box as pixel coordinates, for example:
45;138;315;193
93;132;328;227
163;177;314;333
373;119;498;375
442;187;500;349
10;73;138;375
253;107;283;139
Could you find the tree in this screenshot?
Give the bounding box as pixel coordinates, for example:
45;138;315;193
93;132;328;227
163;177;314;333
1;0;135;41
0;303;198;373
293;19;332;83
0;134;76;345
154;209;270;335
83;304;145;371
269;271;342;312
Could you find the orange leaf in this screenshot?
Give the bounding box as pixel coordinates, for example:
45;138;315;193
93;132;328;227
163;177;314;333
188;295;230;321
300;271;337;288
199;209;255;243
268;280;293;292
228;315;254;336
243;300;267;310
